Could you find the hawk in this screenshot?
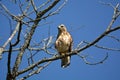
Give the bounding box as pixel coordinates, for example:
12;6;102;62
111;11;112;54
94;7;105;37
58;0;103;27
55;24;73;68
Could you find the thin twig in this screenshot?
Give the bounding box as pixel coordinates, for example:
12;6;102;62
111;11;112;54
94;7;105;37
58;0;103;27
3;22;21;48
0;2;13;17
83;41;120;51
11;22;22;46
30;0;37;14
41;0;68;19
19;61;52;80
27;0;51;16
77;53;108;65
107;35;120;42
107;3;120;30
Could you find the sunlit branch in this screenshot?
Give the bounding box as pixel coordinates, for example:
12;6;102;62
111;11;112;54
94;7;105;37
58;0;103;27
30;0;37;14
17;3;120;75
3;22;21;48
19;61;52;80
27;0;51;16
18;0;25;15
23;1;31;14
76;26;120;54
12;1;60;79
0;22;22;60
0;2;13;17
0;1;119;80
107;3;120;30
41;0;68;19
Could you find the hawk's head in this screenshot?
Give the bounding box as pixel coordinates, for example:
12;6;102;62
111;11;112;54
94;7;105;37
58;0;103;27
58;24;67;32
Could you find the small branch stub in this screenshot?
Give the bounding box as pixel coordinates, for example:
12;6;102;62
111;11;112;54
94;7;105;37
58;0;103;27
0;47;4;59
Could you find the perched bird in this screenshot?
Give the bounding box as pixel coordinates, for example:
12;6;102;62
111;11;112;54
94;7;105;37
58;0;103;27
55;24;73;68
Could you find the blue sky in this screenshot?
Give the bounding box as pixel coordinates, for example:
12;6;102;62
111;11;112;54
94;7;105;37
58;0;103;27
0;0;120;80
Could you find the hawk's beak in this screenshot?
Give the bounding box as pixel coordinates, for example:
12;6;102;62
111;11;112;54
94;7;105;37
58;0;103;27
58;24;65;29
58;26;61;29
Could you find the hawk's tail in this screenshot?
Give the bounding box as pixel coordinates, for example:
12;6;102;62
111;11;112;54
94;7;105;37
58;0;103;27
61;55;71;68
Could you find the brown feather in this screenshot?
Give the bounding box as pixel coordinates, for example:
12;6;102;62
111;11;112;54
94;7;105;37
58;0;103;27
55;24;73;68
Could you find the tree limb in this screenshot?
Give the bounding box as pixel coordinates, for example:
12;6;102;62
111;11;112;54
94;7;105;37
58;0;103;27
17;25;120;75
12;0;60;79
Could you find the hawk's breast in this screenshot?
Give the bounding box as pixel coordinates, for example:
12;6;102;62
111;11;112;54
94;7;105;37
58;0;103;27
55;34;71;53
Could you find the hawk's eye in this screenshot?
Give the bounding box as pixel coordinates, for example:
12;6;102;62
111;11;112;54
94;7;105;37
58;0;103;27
61;26;64;27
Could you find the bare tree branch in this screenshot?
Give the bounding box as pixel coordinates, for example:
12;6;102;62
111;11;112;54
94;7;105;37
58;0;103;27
0;22;22;59
19;61;52;80
107;3;120;30
107;35;120;42
30;0;37;14
41;0;68;19
11;0;60;79
0;2;13;17
0;1;119;80
17;25;120;75
83;41;120;51
2;22;21;48
6;43;12;80
77;53;108;65
17;4;120;75
27;0;51;16
74;26;119;55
